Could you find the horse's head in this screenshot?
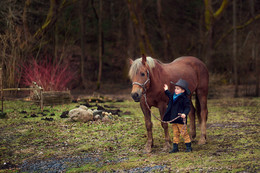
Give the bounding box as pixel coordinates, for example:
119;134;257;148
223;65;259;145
129;55;154;102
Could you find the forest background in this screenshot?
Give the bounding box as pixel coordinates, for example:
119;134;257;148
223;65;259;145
0;0;259;97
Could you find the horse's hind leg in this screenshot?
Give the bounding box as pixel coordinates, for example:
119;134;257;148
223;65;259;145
197;90;208;145
189;100;196;141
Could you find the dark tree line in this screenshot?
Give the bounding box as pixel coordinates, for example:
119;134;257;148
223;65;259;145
0;0;259;96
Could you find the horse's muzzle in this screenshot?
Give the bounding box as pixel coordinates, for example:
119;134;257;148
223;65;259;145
131;92;141;102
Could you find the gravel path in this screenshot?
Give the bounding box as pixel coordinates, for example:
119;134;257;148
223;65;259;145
19;154;166;172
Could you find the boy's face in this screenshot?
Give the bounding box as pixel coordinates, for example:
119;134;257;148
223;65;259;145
175;86;185;95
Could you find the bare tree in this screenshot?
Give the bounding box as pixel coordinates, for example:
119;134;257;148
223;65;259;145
79;0;87;89
127;0;154;56
97;0;103;90
250;0;259;96
233;0;238;97
203;0;228;69
157;0;169;58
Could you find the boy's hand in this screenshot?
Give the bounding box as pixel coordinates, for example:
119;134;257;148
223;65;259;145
181;114;186;118
163;84;168;91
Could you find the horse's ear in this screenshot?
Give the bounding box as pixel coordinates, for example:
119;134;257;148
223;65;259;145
141;54;147;65
129;58;133;65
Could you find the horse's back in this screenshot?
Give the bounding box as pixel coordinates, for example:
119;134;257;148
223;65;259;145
173;56;208;76
169;56;209;91
173;56;205;66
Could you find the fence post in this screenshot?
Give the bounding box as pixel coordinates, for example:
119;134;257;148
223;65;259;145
0;67;6;118
40;89;43;111
0;67;3;111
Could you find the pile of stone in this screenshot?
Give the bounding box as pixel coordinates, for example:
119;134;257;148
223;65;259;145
68;105;117;123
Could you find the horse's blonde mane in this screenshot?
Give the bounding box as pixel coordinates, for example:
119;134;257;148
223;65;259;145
129;56;155;79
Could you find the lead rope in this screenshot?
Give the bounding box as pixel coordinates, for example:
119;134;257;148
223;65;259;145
143;93;187;135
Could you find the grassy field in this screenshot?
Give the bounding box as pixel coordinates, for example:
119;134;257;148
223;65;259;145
0;97;259;172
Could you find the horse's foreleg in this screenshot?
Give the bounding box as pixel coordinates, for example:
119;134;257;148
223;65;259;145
141;102;153;153
159;105;171;151
197;93;208;145
189;101;196;141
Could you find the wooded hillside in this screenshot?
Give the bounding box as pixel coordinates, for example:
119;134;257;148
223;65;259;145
0;0;259;96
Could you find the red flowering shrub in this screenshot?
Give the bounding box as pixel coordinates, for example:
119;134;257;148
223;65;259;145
21;58;75;91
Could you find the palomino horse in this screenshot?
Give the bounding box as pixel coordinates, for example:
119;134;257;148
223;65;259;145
129;55;209;153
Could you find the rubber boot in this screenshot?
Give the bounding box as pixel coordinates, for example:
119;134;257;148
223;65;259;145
169;143;179;153
185;142;192;152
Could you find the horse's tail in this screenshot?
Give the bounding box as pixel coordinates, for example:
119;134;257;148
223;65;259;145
195;92;201;123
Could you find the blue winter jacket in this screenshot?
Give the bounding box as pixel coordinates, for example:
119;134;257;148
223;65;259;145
163;90;191;124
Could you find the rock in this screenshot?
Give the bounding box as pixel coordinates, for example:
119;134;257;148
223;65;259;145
108;109;121;115
86;109;93;115
102;112;108;116
93;110;103;116
102;115;111;123
79;105;88;111
94;114;102;121
68;107;93;122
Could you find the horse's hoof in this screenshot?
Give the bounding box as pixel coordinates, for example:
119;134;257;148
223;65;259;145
162;142;171;152
144;141;153;153
198;138;206;145
143;147;152;153
190;137;196;142
190;134;196;141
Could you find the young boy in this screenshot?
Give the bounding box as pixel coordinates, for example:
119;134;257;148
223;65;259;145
163;79;192;153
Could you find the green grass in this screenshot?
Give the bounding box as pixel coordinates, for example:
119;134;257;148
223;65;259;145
0;97;259;172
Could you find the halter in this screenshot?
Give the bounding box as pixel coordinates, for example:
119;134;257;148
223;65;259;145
132;70;150;93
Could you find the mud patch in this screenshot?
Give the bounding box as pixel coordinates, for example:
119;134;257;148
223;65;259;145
0;161;16;170
213;98;259;107
207;122;258;128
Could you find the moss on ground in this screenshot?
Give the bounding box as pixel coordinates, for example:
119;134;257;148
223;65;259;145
0;97;259;172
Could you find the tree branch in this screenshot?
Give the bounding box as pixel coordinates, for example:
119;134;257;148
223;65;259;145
213;0;228;19
33;0;73;40
215;13;260;48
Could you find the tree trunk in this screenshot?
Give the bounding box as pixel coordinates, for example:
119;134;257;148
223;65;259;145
34;0;58;39
250;0;259;96
22;0;31;43
127;0;154;57
203;0;229;70
79;0;87;89
204;0;214;68
97;0;103;90
54;22;58;61
0;67;3;113
233;0;238;97
205;26;213;69
127;15;135;57
255;41;259;97
157;0;169;58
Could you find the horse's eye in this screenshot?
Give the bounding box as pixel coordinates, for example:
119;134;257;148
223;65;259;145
140;72;145;77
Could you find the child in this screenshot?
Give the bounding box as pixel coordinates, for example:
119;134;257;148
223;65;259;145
163;79;192;153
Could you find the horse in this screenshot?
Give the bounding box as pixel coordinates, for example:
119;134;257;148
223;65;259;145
129;55;209;153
